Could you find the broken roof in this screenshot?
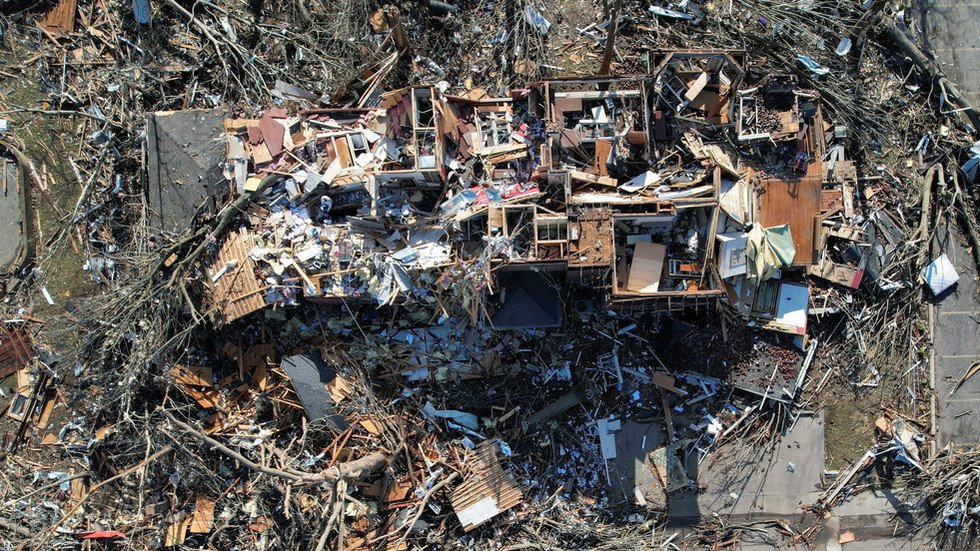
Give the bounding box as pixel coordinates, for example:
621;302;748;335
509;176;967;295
491;270;562;329
281;351;349;431
146;109;227;234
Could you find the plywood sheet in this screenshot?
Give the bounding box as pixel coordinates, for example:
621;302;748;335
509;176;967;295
0;325;32;379
569;211;612;267
757;162;822;265
594;140;613;176
684;71;709;101
172;364;219;409
189;498;215;533
626;242;667;293
821;189;843;214
258;115;284;157
335;136;354;168
38;0;76;34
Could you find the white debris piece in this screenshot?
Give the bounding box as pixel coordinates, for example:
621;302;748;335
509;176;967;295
422;401;479;430
596;416;621;460
456;497;502;528
922;254;959;295
619;170;661;193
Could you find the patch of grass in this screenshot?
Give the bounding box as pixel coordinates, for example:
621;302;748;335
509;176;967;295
1;58;101;319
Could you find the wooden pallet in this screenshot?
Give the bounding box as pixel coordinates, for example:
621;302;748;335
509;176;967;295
451;440;523;532
0;324;32;379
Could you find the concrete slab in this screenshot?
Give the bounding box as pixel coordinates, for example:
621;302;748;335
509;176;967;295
823;536;931;551
0;157;22;270
815;490;921;547
607;420;667;509
669;412;825;523
824;515;842;551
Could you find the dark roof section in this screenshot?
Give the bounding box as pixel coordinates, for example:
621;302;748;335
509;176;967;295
281;351;349;431
492;270;562;329
146;109;227;235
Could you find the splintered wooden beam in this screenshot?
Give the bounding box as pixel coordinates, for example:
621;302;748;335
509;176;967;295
659;388;675;442
38;0;77;34
569;170;618;188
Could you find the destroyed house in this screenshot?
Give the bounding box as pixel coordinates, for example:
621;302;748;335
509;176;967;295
376;86;447;183
439;90;548;265
528;74;732;311
206;51;839;331
452;76;732;315
650;50;746;126
714;77;827;336
533;76;651;175
217;99;454;310
736;74;812;144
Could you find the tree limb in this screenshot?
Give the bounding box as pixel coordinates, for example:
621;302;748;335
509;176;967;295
163;410;387;485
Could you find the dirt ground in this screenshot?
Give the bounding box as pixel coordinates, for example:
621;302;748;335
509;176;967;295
0;51;104;485
822;380;878;471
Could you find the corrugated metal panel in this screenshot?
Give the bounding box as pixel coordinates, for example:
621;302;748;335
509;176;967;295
209;229;268;326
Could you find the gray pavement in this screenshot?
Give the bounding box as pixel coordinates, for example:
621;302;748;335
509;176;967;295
669;413;825;522
917;0;980;444
933;235;980;448
668;413;929;548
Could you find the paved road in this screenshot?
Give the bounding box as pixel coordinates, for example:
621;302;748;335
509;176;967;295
933;236;980;448
914;0;980;448
914;0;980;106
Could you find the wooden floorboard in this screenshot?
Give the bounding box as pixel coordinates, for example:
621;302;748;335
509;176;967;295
758;161;822;266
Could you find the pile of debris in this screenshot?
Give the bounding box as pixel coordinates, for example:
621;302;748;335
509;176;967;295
0;0;979;549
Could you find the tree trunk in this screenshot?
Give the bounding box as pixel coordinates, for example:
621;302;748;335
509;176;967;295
598;0;622;76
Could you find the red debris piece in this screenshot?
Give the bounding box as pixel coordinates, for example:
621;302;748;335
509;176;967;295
76;530;128;540
259;115;285;157
247;125;262;145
